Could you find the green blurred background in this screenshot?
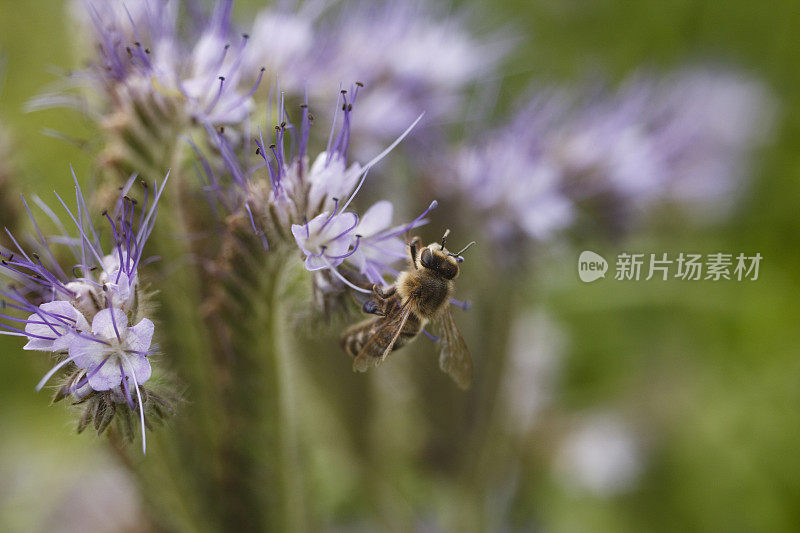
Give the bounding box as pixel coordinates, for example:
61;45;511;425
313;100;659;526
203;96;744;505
2;0;800;531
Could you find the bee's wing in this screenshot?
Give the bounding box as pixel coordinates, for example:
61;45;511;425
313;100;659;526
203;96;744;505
352;296;415;372
435;306;473;389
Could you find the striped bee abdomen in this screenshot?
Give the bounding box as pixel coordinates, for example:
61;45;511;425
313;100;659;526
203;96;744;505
341;313;423;360
340;318;380;358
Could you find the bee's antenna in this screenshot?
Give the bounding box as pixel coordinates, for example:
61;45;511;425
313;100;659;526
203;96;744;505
440;228;451;250
454;241;476;256
449;241;477;262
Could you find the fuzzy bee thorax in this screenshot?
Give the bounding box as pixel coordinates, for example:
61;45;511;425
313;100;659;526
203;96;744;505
396;269;454;320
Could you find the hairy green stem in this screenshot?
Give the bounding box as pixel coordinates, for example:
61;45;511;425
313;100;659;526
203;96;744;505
97;98;311;530
204;219;307;531
101;129;227;530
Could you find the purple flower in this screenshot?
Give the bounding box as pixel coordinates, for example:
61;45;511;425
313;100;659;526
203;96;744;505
453;140;574;244
241;6;315;94
177;3;262;125
291;210;359;271
0;172;167;453
201;87;365;233
551;68;775;212
439;92;575;245
289;197;436;293
69;308;154;392
314;1;508;148
205;84;421;231
0;173;166;313
48;0;263;127
437;67;775;246
240;0;510;157
200;85;431;300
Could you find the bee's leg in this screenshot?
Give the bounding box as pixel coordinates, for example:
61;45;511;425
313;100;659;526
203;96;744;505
362;299;385;316
372;284;396;299
408;236;422;269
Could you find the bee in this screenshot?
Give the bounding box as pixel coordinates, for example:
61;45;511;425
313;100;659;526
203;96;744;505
340;230;476;389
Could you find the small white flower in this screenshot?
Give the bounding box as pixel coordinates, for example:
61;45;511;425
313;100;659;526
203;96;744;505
291;211;358;271
69;308;154;391
99;251;138;310
555;413;643;497
23;301;90;352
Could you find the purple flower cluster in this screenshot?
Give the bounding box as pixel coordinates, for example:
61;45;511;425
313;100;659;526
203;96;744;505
61;0;506;158
548;68;775;208
201;86;433;295
437;68;775;245
62;0;263;126
0;172;168;452
242;0;509;154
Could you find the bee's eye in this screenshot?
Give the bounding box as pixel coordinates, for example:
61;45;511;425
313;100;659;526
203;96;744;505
439;262;458;280
420;248;434;269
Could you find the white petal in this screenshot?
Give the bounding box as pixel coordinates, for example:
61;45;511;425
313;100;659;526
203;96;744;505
305;211;333;235
326;235;356;261
123;355;152;386
69;335;110;370
291;221;313;247
347;248;368;271
41;300;82;320
51;333;76;352
88;359;123;391
307;154;342;209
23;301;85;352
72;309;91;333
323;212;358;241
356;201;393;237
106;270;132;306
61;281;98;323
305;255;330;271
22;336;56;351
365;236;407;260
127;319;154;354
91;308;129;340
308;151;331;176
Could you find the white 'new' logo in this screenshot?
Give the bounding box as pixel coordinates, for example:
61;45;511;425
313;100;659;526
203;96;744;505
578;251;608;282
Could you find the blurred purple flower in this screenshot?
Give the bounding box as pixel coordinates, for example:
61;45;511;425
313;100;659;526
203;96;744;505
437;67;775;245
551;68;775;210
241;5;316;94
242;0;510;156
46;0;263;127
441;91;575;244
